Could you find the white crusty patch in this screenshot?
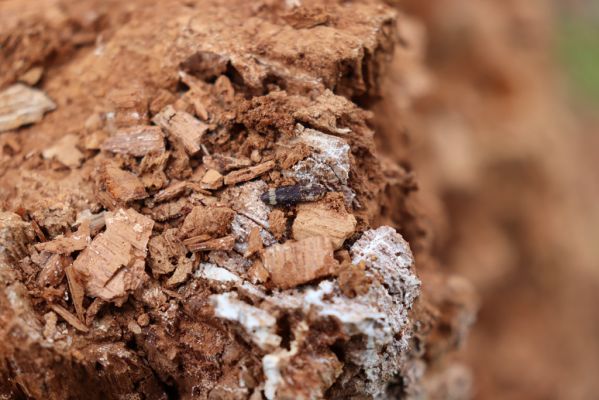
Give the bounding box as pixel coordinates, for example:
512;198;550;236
210;292;281;351
351;226;421;305
222;181;276;252
195;263;241;283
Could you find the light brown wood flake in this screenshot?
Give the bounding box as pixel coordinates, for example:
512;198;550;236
243;227;263;258
247;259;269;284
42;134;84;168
224;160;275;185
203;154;252;173
165;257;193;288
18;67;44;86
50;304;89;333
72;208;154;304
99;163;148;205
65;264;86;321
292;195;356;249
37;253;67;287
263;236;339;289
153;181;208;203
152;105;208;155
178;206;235;239
200;169;223;190
35;220;90;254
101;125;165;157
183;235;236;252
268;209;287;241
0;83;56;132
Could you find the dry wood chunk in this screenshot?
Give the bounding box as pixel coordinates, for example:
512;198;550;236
49;304;89;332
0;83;56;132
148;229;186;276
35;220;90;254
72;208;154;304
203;154;252;173
243;227;263;258
0;212;35;263
184;235;236;252
42;134;84;168
99;163;148;205
292;194;356;249
247;259;269;284
263;236;338;289
165;256;193;288
18;67;44;86
223;160;275;186
200;169;223;190
152;105;207;155
37;253;68;287
268;209;287;241
65;264;85;321
101;125;165;157
178;205;235;239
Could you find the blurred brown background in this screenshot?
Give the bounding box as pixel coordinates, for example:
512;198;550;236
388;0;599;398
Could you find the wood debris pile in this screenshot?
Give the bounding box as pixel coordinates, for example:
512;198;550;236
0;0;476;399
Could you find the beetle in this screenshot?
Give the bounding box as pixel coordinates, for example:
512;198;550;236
260;183;327;206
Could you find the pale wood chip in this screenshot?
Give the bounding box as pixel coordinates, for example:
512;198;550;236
165;257;193;288
0;83;55;132
178;205;235;239
243;227;263;258
35;220;90;254
18;67;44;86
183;235;236;252
152;105;207;155
98;163;148;205
203;154;252;173
42;134;84;168
200;169;223;190
101;125;165;157
292;194;356;249
50;304;89;333
37;253;67;287
223;160;275;186
247;259;269;284
65;264;86;321
72;208;153;304
263;236;339;289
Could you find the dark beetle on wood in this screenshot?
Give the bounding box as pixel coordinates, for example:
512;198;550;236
260;183;327;206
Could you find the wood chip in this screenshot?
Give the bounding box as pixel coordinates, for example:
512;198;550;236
223;160;276;186
42;134;84;168
18;67;44;86
101;125;165;157
98;163;148;205
65;264;86;321
268;209;287;241
35;220;90;254
165;257;193;288
247;259;269;284
72;208;154;304
0;83;56;132
37;253;68;287
263;236;339;289
183;235;236;252
178;205;235;239
200;169;223;190
243;227;263;258
152;105;207;155
203;154;252;173
148;229;187;276
292;194;356;249
49;304;89;333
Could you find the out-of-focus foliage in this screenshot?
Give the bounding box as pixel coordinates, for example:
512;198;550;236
557;12;599;104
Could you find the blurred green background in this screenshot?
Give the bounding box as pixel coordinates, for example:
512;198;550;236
556;1;599;105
